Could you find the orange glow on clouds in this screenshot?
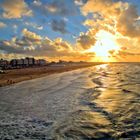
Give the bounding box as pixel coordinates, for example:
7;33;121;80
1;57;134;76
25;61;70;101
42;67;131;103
87;30;120;62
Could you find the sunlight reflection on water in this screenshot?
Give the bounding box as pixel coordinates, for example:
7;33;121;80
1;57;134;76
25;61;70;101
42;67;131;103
0;63;140;139
52;63;140;139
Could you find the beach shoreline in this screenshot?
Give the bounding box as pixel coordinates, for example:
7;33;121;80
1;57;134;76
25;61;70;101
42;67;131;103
0;62;103;87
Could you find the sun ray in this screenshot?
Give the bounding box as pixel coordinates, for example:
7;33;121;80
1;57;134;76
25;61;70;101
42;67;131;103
87;30;120;62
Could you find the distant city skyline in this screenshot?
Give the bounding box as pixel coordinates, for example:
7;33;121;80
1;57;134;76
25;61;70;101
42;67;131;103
0;0;140;62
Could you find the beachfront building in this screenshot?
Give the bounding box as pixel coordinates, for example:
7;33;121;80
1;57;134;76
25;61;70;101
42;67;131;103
8;57;47;68
10;58;35;67
17;59;24;66
34;59;39;65
26;57;35;66
23;58;28;66
0;59;9;66
10;59;17;67
38;59;47;65
0;59;9;69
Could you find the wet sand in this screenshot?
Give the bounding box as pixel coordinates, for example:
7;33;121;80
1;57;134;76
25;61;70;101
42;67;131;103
0;62;101;87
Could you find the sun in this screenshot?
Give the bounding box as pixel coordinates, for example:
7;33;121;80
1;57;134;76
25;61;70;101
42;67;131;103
88;30;120;62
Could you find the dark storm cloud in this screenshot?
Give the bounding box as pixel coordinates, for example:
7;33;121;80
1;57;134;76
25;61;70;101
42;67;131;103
51;19;68;34
77;32;96;49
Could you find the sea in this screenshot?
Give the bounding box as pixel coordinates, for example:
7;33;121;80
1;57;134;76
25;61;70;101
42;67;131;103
0;63;140;140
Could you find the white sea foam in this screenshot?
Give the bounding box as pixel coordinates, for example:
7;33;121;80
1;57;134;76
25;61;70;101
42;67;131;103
0;63;140;139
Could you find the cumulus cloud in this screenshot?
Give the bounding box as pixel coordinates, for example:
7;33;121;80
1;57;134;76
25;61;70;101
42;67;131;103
117;5;140;38
0;30;68;55
81;0;128;17
2;0;140;62
45;3;58;13
33;0;42;6
81;0;128;33
108;49;140;62
0;53;26;60
118;51;140;56
45;0;77;16
0;22;7;28
0;28;96;61
22;28;42;42
32;0;77;17
51;19;67;34
74;0;87;6
108;46;140;62
1;0;32;19
76;29;97;50
25;22;43;30
81;0;140;39
116;35;140;56
80;0;140;60
0;39;24;54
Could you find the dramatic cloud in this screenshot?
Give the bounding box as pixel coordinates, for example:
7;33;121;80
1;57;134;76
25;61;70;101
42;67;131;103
117;50;140;56
81;0;128;33
80;0;140;61
1;0;140;62
0;28;96;61
45;3;58;13
32;0;77;16
25;22;43;30
22;28;42;42
81;0;140;39
0;53;25;60
1;0;32;18
116;36;140;55
76;29;97;49
0;30;71;55
32;0;42;6
74;0;87;6
108;49;140;62
81;0;128;17
51;19;67;34
0;22;6;28
117;5;140;38
45;0;77;16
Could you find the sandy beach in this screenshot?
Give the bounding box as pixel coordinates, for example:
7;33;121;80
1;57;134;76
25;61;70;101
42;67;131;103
0;62;102;87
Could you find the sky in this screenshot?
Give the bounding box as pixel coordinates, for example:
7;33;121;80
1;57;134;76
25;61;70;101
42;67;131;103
0;0;140;62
